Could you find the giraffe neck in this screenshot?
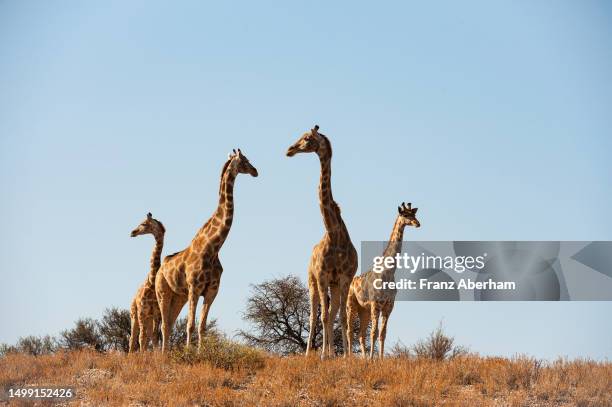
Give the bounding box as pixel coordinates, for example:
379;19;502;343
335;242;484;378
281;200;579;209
147;233;164;286
317;148;342;234
193;165;237;253
214;168;236;244
380;217;406;278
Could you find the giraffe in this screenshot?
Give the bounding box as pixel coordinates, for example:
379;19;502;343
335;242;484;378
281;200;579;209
286;125;358;358
129;212;166;353
346;202;420;359
155;149;258;352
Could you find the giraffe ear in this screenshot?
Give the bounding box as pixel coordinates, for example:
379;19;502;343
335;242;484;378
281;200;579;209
398;206;402;214
412;208;418;214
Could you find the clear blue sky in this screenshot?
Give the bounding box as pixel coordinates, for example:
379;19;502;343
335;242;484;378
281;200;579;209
1;1;611;359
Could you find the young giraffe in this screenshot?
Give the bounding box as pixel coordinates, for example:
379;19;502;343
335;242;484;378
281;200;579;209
287;125;358;358
347;202;420;359
155;149;258;352
129;212;165;353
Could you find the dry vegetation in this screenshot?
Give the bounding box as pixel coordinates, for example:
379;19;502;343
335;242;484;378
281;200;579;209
1;283;609;406
1;344;610;407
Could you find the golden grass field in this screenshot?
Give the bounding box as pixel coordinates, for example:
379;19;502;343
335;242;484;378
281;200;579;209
1;340;611;407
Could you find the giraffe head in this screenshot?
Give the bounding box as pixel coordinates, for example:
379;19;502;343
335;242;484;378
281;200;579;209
398;202;420;228
226;149;258;177
130;212;166;238
286;125;330;157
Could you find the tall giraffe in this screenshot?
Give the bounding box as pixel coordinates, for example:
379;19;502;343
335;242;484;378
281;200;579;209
286;125;358;358
347;202;420;359
129;212;165;353
155;149;258;352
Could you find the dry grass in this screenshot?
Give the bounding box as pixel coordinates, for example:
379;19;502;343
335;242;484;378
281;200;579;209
1;348;610;406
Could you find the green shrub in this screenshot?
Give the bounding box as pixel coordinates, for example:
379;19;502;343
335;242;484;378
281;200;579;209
0;336;57;356
60;318;105;351
98;307;132;352
170;336;265;371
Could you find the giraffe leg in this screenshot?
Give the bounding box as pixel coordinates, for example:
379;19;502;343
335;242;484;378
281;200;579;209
198;286;218;350
138;305;149;351
369;306;380;360
339;280;350;356
158;297;185;350
129;304;139;353
159;305;171;352
185;288;199;348
327;284;341;357
305;275;320;356
147;316;155;349
156;277;173;353
345;290;357;358
151;317;160;349
142;315;155;352
358;307;370;358
317;278;331;359
379;308;392;359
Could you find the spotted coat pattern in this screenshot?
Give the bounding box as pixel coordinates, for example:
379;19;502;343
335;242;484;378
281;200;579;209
129;213;165;352
287;126;358;358
155;150;257;352
347;203;420;359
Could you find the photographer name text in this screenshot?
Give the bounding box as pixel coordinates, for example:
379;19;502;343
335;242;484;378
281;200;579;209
374;278;516;291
